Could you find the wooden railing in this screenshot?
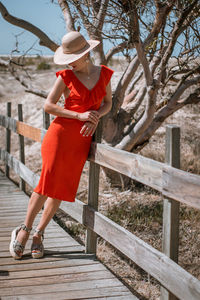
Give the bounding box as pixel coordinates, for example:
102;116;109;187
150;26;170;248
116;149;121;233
0;102;200;300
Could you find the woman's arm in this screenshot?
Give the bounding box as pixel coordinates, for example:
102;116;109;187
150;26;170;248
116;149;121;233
44;76;78;119
44;76;99;124
80;81;112;137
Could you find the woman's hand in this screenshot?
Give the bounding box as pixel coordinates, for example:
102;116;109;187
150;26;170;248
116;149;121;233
78;110;100;125
80;121;98;137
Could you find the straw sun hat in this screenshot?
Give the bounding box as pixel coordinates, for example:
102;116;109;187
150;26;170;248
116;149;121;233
54;31;100;65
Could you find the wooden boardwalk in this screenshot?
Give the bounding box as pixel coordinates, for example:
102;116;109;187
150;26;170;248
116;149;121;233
0;172;137;300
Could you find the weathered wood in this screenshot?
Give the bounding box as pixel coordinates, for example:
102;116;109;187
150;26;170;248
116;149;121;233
89;142;163;191
50;195;200;299
84;206;200;300
0;114;17;132
0;278;127;296
161;125;180;300
0;253;96;266
0;149;39;188
0;172;135;299
0;270;115;288
43;109;50;130
5;102;11;177
0;287;134;300
85;124;102;255
0;257;99;272
0;245;84;258
85;161;100;254
0;238;83;252
0;115;47;143
0;115;43;142
0;264;106;282
18;104;26;191
60;198;86;224
1;117;200;208
162;165;200;209
16;120;41;142
89;142;200;208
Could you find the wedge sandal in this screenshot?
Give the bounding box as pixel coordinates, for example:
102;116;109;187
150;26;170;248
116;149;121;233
31;228;44;259
9;224;32;260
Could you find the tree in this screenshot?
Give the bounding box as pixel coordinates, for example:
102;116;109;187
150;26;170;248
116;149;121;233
0;0;200;153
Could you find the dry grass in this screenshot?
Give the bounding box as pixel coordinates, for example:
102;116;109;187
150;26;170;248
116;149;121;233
0;60;200;299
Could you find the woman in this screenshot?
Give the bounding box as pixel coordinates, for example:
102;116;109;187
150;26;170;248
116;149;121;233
9;31;113;260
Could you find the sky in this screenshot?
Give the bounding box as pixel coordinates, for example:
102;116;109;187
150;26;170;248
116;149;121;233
0;0;71;56
0;1;196;58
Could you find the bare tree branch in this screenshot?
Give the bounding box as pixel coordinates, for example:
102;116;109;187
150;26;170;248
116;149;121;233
96;0;109;30
6;60;48;98
105;41;129;63
130;4;153;86
135;72;200;149
0;2;58;52
70;0;92;32
110;0;174;119
157;0;199;82
57;0;75;31
124;86;146;118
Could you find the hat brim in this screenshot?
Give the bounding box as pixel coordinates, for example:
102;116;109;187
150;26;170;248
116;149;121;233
53;40;100;65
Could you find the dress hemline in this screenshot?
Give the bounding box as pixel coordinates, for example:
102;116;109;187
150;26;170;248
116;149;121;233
33;190;75;202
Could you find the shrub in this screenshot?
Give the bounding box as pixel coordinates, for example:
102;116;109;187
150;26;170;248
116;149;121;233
37;61;51;70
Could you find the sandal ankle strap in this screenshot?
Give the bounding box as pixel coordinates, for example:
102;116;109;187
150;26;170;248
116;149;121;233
20;224;32;233
34;228;44;236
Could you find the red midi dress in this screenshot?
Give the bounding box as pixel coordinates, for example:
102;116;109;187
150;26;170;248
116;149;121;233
34;65;114;202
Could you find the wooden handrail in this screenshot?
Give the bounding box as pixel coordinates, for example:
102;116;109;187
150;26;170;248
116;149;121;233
1;114;200;208
1;108;200;300
0;115;47;142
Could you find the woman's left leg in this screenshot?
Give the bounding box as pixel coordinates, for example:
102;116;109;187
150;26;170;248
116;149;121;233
31;197;61;258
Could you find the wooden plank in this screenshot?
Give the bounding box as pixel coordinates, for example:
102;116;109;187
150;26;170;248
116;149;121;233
0;253;96;266
43;109;50;130
5;102;11;177
85;125;102;255
0;115;47;143
16;121;41;142
84;206;200;300
0;258;99;272
0;270;115;288
161;125;180;300
85;160;100;254
60;198;86;224
89;142;163;192
0;239;82;251
0;277;124;296
0;264;106;282
0;286;134;300
0;149;40;188
0;114;17;132
163;165;200;209
89;143;200;208
18;104;26;192
0;245;84;258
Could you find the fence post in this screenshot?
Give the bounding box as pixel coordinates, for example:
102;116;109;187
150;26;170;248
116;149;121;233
161;125;180;300
43;110;50;130
18;104;26;192
5;102;11;178
85;121;102;255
